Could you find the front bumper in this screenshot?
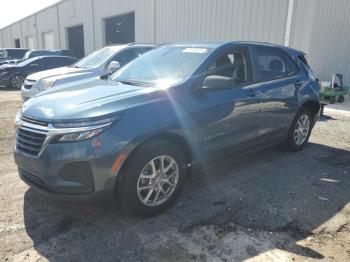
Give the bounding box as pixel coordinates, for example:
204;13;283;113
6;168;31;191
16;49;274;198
14;127;129;202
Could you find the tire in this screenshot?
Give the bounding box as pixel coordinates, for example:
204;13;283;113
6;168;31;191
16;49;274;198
338;95;345;103
120;140;186;217
10;74;25;89
286;108;313;151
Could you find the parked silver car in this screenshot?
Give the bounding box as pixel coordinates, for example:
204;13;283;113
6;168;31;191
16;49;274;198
21;43;156;101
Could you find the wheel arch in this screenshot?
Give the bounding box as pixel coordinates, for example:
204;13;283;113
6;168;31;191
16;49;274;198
115;132;194;188
300;100;321;117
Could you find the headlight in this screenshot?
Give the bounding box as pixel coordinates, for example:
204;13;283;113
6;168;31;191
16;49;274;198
56;128;105;142
37;79;56;91
52;116;118;142
15;110;22;127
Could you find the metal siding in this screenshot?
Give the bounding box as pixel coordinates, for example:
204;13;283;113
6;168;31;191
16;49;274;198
35;6;60;49
58;0;95;55
92;0;154;49
2;27;12;47
20;16;38;48
155;0;289;44
289;0;350;85
10;22;22;47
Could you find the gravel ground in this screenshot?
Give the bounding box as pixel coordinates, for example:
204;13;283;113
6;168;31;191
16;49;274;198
0;89;349;262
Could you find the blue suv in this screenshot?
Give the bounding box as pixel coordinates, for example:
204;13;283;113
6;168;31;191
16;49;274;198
14;42;320;216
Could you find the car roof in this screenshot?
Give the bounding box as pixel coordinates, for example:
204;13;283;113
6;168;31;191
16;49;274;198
103;43;158;50
163;41;304;54
0;48;29;51
31;55;77;60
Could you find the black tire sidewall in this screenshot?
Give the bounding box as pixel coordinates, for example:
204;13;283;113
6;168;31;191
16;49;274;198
287;108;313;151
120;140;186;217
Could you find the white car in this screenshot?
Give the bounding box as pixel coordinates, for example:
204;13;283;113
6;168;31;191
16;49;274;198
21;43;156;101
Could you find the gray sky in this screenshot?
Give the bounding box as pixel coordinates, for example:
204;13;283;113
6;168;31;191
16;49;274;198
0;0;60;28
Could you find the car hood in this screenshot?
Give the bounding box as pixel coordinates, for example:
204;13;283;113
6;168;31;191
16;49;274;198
0;64;20;70
27;66;95;81
21;78;166;122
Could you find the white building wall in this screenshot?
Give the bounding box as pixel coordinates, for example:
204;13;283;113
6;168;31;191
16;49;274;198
306;0;350;85
92;0;155;49
10;22;22;47
35;6;60;49
1;27;12;48
57;0;95;55
0;0;349;84
155;0;289;44
20;16;38;49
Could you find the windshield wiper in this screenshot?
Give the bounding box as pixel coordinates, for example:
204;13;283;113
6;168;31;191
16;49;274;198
117;80;150;87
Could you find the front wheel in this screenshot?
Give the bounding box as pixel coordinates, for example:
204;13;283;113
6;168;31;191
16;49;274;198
120;140;186;217
10;74;25;89
286;108;313;151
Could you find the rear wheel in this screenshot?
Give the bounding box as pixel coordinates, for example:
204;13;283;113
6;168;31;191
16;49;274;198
286;108;313;151
10;74;25;89
120;140;186;217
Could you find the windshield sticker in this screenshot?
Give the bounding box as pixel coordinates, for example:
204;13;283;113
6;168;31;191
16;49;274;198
182;48;208;54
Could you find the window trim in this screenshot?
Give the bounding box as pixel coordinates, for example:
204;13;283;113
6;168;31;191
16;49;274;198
250;46;301;84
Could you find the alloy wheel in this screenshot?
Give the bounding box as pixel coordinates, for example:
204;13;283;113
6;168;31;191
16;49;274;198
137;155;179;207
11;75;25;89
293;114;310;145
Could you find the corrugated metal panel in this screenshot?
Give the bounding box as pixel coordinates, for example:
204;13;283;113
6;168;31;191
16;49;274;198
35;6;60;49
301;0;350;85
20;16;38;49
58;0;95;54
92;0;155;49
155;0;289;44
10;22;22;47
2;27;12;47
289;0;316;52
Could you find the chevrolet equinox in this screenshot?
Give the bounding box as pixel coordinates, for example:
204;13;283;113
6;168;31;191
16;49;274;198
14;42;320;216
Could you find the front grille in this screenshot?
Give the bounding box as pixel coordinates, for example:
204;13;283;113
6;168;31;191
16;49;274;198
16;127;47;157
21;116;48;127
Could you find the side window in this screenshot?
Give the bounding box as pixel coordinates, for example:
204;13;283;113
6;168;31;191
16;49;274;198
133;47;153;57
207;48;251;84
255;46;289;81
109;49;137;67
30;58;44;67
284;53;298;75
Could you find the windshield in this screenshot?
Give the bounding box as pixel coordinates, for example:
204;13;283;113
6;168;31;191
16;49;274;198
0;50;8;58
73;47;122;68
23;51;33;60
112;46;212;87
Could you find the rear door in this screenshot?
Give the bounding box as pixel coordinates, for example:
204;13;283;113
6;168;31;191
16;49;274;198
249;46;304;139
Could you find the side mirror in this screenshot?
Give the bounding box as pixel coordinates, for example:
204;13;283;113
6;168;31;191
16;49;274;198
202;75;232;90
107;61;121;74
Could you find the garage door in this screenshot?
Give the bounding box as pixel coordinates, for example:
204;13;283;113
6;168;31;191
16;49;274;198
26;36;34;49
105;12;135;45
42;32;54;49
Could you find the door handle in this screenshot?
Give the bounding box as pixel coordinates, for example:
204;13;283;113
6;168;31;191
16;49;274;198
294;80;304;88
248;89;262;97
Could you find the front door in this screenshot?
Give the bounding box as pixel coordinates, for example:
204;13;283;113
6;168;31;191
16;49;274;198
191;46;263;157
